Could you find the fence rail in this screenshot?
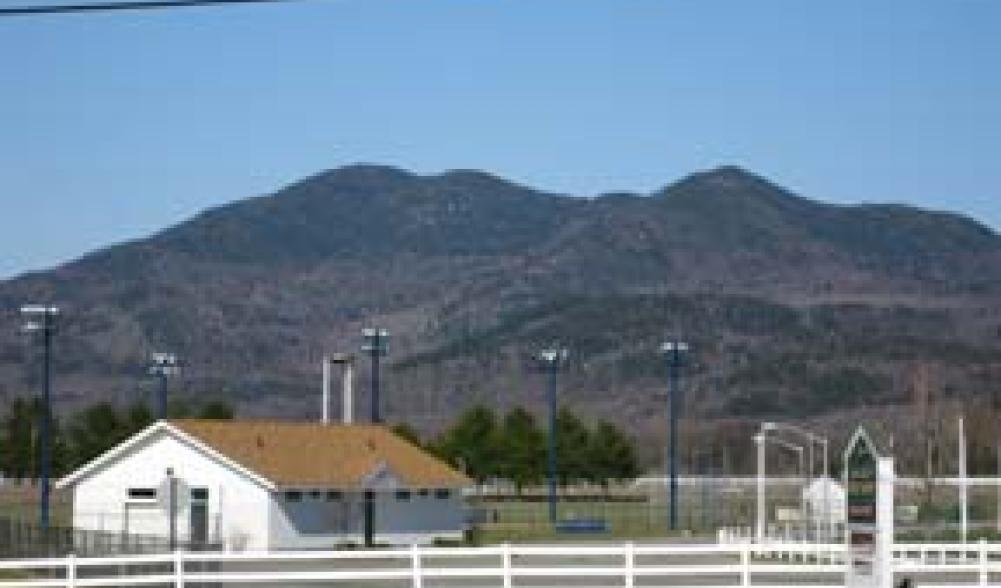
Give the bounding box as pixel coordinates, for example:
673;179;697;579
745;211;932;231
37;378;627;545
0;517;221;559
0;541;1000;587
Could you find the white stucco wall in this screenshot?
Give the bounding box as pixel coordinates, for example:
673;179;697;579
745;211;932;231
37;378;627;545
70;430;272;552
375;489;465;543
268;488;466;549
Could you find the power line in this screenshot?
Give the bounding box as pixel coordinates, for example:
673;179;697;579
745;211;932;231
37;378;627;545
0;0;299;17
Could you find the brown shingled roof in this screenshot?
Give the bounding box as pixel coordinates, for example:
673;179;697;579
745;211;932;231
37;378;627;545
170;420;470;489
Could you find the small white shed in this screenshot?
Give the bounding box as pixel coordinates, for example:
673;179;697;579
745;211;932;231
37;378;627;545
803;476;846;525
57;420;471;551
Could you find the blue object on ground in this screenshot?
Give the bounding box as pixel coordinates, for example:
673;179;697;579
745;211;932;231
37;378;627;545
554;518;608;533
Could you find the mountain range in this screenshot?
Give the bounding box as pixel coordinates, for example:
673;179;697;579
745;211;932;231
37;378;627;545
1;164;999;451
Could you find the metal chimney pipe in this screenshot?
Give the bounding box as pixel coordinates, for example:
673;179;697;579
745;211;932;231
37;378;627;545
342;361;354;424
330;353;354;425
322;355;331;425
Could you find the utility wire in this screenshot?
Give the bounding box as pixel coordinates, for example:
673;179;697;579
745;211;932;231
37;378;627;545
0;0;298;16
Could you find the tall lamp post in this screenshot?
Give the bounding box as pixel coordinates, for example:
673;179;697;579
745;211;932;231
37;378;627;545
149;352;180;420
661;339;688;531
539;346;567;525
21;304;59;531
754;432;766;543
362;328;388;424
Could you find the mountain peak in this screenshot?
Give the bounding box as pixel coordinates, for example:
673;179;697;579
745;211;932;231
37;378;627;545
307;163;417;189
662;165;785;197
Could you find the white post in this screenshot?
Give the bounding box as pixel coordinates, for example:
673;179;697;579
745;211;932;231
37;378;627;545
822;439;831;542
411;543;423;588
960;416;968;543
740;542;751;587
66;553;76;588
876;457;895;588
174;550;184;588
322;355;330;424
755;433;765;543
624;542;635;588
342;361;354;425
501;543;513;588
979;538;988;587
798;447;806;543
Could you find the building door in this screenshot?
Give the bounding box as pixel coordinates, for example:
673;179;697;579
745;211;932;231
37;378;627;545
189;488;209;545
363;490;374;547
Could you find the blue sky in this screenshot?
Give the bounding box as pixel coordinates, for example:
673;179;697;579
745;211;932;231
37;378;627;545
1;1;999;278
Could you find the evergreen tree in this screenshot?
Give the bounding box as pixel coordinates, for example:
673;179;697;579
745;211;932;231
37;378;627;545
125;402;154;431
498;407;545;493
0;397;68;478
391;422;423;447
553;407;591;485
66;402;128;470
432;405;499;484
0;398;38;479
198;400;234;420
589;420;640;490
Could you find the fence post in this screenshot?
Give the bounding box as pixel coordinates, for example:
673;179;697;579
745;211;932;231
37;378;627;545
411;543;423;588
66;553;76;588
174;549;184;588
501;542;512;588
741;542;751;588
624;542;634;588
979;538;988;587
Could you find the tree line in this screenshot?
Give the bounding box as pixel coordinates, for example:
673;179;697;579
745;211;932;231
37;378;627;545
0;397;234;479
0;396;639;490
395;405;640;492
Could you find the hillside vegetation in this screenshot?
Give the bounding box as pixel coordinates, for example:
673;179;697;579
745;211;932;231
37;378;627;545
1;164;998;462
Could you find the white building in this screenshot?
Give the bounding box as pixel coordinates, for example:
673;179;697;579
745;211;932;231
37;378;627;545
803;476;845;526
56;420;471;551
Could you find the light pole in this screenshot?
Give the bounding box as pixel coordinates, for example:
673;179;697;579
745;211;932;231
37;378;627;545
539;346;567;525
959;416;967;544
754;432;766;543
361;328;388;424
149;352;180;420
20;304;59;531
661;339;688;531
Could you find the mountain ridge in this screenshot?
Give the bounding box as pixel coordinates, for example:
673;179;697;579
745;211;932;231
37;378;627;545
1;164;998;444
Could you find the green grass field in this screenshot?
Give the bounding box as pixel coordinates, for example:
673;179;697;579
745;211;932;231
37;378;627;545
470;490;762;543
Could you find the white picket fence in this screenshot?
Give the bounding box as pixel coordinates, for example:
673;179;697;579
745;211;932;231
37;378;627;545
0;541;1000;587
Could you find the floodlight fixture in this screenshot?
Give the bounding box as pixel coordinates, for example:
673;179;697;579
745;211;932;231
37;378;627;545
149;352;180;419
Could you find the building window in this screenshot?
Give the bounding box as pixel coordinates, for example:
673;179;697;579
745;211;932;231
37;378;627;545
285;490;303;502
325;491;342;502
190;488;209;501
309;490;322;500
434;489;451;500
127;488;157;500
395;490;411;501
417;489;429;497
